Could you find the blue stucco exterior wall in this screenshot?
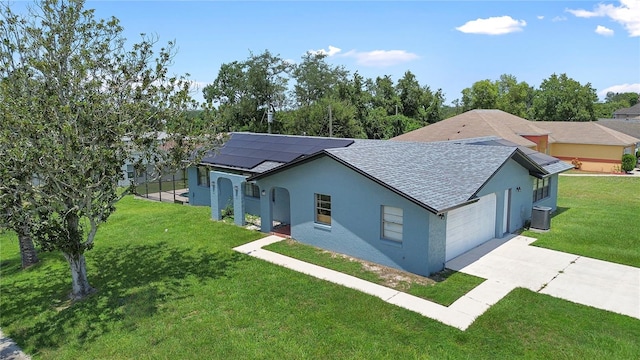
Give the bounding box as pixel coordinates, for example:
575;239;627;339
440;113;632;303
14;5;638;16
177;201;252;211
256;156;441;276
475;158;536;235
532;174;560;211
187;166;211;206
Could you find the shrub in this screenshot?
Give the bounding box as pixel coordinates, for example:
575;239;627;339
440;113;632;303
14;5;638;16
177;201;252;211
621;154;637;172
571;158;582;170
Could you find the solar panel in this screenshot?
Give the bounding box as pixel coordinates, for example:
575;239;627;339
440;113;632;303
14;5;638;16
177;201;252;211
202;133;354;171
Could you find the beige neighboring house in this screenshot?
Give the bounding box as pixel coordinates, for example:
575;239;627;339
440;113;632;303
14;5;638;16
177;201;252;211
394;109;552;153
613;103;640;119
393;109;639;173
534;122;638;172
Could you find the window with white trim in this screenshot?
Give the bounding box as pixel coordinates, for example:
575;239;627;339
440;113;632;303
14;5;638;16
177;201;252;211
197;166;210;187
532;177;550;202
382;206;403;242
315;193;331;225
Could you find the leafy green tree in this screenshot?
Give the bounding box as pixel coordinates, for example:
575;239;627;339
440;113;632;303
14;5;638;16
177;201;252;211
336;71;371;123
288;98;364;138
396;71;423;118
530;73;598;121
461;79;498;111
362;107;391;139
0;0;205;300
595;92;639;118
419;87;445;124
203;50;292;132
291;52;348;107
370;75;402;116
605;92;639;107
495;74;533;118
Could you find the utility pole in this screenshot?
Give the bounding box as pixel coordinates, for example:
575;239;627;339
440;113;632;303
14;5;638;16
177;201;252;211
267;106;273;134
328;105;333;137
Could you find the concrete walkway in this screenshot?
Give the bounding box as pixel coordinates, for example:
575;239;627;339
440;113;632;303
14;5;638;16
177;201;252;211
0;330;30;360
234;234;640;330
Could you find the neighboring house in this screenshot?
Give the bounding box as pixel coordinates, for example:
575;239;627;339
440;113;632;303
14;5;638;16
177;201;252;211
597;118;640;153
393;109;639;173
119;132;186;188
189;132;572;277
613;103;640;119
534;122;639;172
393;109;552;153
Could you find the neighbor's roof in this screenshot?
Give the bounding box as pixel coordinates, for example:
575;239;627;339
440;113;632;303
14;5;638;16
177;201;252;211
392;109;549;147
596;119;640;141
453;137;574;175
534;122;640;146
613;103;640;116
251;140;548;214
200;132;354;173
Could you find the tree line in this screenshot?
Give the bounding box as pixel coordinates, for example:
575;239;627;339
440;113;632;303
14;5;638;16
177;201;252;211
197;50;639;139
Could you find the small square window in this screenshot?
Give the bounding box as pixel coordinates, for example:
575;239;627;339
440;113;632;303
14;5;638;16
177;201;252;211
244;183;260;198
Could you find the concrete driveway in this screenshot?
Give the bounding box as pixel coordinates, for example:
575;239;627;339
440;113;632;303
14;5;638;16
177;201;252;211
447;235;640;319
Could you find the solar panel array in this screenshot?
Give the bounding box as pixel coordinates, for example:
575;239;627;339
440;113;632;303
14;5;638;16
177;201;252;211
202;133;354;171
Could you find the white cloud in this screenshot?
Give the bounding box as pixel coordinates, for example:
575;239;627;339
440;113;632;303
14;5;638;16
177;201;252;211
308;45;342;57
455;16;526;35
552;16;567;22
598;83;640;97
595;25;615;36
342;49;419;67
567;0;640;37
537;15;544;20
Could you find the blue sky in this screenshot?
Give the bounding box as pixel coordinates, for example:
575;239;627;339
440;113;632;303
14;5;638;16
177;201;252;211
14;1;640;105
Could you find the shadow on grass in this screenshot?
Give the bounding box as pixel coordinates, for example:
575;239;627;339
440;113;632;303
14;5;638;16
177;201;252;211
0;243;246;353
551;206;570;218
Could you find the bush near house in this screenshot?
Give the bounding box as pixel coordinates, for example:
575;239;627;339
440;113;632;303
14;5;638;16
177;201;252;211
621;154;637;172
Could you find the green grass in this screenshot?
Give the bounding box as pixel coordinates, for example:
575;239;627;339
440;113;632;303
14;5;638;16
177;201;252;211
265;239;484;306
524;176;640;267
1;192;639;359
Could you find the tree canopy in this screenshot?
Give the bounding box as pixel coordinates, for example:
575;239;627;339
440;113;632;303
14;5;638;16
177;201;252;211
0;0;209;299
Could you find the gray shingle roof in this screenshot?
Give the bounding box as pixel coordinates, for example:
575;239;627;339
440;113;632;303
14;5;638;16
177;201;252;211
450;137;574;174
324;141;520;213
613;103;640;116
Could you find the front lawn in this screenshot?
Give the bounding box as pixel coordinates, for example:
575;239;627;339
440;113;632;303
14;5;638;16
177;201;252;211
1;195;639;359
525;176;640;267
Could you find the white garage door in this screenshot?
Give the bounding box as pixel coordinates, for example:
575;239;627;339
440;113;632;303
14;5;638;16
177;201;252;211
445;193;497;261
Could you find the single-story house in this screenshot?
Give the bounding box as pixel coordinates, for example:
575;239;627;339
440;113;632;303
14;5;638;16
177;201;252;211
393;109;639;173
597;118;640;154
613;103;640;119
534;121;638;172
188;132;572;276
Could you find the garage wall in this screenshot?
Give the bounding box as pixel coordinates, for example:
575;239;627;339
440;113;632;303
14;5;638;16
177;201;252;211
256;156;442;276
475;158;534;234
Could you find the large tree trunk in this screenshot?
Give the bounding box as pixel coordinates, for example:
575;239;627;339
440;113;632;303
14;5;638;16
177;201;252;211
63;252;95;300
17;223;39;268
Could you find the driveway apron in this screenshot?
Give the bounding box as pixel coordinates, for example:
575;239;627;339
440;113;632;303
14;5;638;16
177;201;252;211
447;235;640;319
